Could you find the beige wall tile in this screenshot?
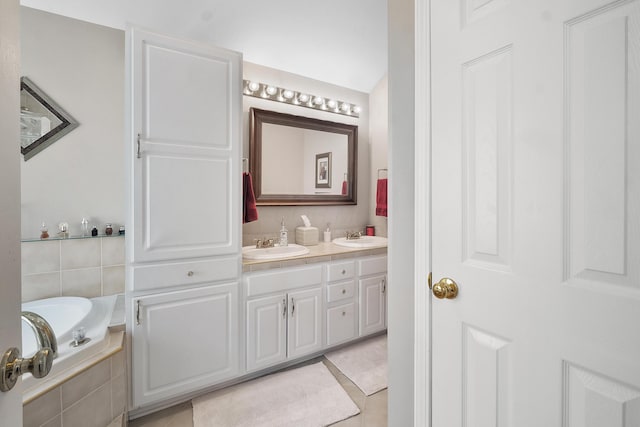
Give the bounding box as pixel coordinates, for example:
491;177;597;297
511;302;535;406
102;236;125;266
23;387;61;427
102;265;125;296
111;348;126;378
62;268;101;298
61;238;101;270
61;358;110;409
111;373;127;420
62;383;112;427
41;415;62;427
22;272;61;302
22;240;60;275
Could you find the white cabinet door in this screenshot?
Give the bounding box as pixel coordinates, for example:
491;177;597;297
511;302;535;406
132;283;238;407
287;287;322;359
359;275;386;336
127;27;241;263
246;294;287;372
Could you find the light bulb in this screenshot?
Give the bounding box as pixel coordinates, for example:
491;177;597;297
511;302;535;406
352;105;361;114
327;99;337;109
248;81;260;92
282;90;294;99
313;96;324;105
340;103;350;112
266;86;277;96
298;93;309;103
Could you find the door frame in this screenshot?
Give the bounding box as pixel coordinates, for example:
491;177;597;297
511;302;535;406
413;0;431;425
0;0;23;424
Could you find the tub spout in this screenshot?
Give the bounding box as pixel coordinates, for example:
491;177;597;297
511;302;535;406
22;311;58;359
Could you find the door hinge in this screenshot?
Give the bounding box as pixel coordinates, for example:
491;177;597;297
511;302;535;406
282;298;287;318
428;272;432;289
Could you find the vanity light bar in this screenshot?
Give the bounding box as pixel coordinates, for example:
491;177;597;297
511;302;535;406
242;80;360;118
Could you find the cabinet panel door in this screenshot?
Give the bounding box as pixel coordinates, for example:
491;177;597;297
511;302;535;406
132;283;238;407
128;27;241;263
359;275;386;336
287;287;323;359
327;302;357;347
246;294;287;372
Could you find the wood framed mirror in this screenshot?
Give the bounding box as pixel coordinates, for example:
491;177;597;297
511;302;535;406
249;108;358;206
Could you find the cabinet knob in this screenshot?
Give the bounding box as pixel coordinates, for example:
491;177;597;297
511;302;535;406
342;289;346;294
342;311;346;316
187;271;194;277
341;269;346;275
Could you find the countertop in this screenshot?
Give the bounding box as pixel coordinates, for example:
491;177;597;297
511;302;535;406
242;241;387;272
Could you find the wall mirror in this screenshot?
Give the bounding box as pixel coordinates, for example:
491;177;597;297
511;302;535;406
250;108;358;205
20;76;79;161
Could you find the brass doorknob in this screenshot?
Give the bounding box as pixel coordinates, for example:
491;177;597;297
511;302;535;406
432;277;458;299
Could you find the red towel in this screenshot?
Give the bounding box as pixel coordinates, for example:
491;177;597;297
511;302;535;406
243;172;258;223
341;180;348;195
375;178;387;217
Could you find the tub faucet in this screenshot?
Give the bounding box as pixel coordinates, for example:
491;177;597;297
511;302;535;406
22;311;57;359
0;312;57;392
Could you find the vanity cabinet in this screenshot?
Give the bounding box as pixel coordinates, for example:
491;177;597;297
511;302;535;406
126;27;242;410
325;261;358;347
131;283;238;406
245;265;323;372
358;256;388;337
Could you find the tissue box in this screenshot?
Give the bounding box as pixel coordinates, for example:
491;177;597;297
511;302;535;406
296;226;319;246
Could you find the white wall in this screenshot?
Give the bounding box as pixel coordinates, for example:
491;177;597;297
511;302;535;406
242;62;371;244
20;7;124;239
262;124;305;194
369;75;389;237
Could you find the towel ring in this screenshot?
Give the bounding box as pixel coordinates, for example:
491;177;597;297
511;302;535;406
242;158;249;173
377;168;388;179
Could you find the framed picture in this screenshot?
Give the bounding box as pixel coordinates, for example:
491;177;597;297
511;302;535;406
315;152;332;188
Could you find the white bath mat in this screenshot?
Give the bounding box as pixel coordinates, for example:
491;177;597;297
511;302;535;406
324;334;387;396
192;362;360;427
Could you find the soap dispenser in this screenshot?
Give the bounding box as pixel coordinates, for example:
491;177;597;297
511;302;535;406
279;217;288;246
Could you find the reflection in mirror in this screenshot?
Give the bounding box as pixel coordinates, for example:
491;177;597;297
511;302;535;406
250;108;357;206
20;76;79;161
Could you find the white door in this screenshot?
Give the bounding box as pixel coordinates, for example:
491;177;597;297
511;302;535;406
132;283;238;406
287;287;322;359
359;275;386;336
246;294;287;372
127;27;242;263
431;0;640;425
0;0;23;423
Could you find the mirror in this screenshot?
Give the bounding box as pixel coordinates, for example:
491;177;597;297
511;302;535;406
250;108;358;206
20;76;79;161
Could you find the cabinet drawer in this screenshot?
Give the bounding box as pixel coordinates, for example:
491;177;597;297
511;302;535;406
327;303;357;346
327;280;356;303
245;265;323;297
326;261;355;282
358;255;387;276
132;257;239;292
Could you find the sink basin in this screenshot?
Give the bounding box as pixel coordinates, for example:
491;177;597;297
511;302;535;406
332;236;388;248
242;243;310;260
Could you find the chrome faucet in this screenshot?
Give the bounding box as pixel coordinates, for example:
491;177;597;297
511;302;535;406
0;312;58;392
255;237;276;248
22;312;57;359
345;230;362;240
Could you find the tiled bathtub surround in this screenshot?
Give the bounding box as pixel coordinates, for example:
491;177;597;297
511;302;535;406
22;337;127;427
21;236;125;302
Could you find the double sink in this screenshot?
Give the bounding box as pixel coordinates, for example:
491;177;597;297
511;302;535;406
242;235;388;260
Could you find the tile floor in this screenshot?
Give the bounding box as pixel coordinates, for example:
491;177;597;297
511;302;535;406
128;357;387;427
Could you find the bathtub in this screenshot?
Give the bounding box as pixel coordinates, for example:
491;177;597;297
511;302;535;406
21;294;118;392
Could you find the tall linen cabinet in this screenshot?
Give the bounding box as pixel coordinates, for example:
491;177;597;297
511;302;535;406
125;27;242;410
